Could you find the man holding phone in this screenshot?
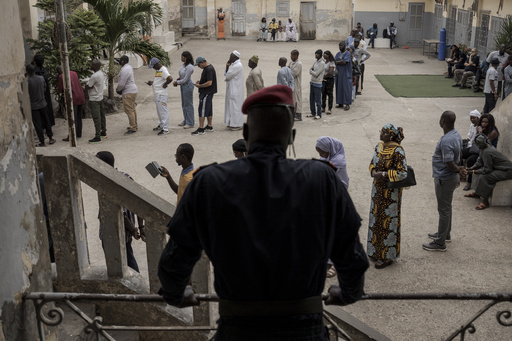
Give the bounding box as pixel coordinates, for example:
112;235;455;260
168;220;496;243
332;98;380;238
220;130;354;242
160;143;195;205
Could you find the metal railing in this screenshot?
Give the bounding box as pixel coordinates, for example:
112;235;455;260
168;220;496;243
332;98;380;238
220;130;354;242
25;292;512;341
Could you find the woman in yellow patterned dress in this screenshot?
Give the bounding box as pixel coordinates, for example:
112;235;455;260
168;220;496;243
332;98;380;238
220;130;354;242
368;124;408;269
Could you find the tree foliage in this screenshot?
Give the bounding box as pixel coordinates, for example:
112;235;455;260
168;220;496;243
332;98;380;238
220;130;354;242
27;0;107;94
494;17;512;53
84;0;171;99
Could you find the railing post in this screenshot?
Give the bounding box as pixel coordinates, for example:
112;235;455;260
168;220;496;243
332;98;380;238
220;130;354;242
43;154;89;281
98;193;126;279
144;218;168;294
191;252;211;326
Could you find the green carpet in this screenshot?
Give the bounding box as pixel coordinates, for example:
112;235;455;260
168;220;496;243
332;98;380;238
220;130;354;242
375;75;485;98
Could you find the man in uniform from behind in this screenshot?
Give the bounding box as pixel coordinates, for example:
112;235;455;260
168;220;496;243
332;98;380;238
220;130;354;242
158;85;369;340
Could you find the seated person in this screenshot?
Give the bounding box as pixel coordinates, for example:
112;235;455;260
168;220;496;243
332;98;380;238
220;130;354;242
465;134;512;210
473;56;489;92
453;48;479;89
445;45;458;78
464;113;499;190
453;49;467;72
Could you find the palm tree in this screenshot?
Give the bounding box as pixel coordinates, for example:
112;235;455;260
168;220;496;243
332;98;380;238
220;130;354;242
84;0;171;99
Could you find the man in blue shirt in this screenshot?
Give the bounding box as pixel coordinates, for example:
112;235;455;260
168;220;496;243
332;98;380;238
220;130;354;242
367;23;378;49
423;111;466;251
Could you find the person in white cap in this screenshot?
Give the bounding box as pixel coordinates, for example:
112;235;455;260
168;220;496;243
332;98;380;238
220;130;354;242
462;109;481;191
224;51;244;131
146;58;173;135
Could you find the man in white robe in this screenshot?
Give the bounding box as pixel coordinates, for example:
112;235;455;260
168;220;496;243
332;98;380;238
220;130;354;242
286;18;297;42
224;50;245;130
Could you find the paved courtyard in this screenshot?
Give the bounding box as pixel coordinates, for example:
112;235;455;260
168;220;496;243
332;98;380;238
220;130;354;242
47;38;511;340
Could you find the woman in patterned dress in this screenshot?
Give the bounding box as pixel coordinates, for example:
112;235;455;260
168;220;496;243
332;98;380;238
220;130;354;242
368;124;408;269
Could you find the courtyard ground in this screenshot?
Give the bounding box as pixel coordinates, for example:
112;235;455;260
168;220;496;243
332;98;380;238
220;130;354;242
46;38;511;340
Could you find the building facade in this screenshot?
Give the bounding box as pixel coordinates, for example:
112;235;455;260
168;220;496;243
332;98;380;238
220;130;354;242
168;0;353;41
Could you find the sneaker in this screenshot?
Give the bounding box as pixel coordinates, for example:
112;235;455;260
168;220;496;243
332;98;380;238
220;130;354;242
452;84;460;87
428;233;451;243
88;137;102;144
204;125;214;132
422;241;447;252
183;124;194;129
101;134;108;139
314;115;321;120
326;110;331;115
62;137;70;142
191;128;205;136
153;126;163;131
124;130;136;135
157;130;169;135
178;121;186;127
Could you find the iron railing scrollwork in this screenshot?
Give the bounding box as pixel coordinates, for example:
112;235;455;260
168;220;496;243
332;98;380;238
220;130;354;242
25;292;512;341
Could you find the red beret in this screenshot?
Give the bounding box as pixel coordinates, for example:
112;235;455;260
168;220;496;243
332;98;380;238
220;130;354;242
242;85;294;114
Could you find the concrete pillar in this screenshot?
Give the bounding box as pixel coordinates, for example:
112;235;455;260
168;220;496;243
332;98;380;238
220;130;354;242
191;253;211;326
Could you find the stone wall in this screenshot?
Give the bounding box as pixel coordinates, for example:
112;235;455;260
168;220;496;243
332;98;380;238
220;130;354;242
0;0;55;340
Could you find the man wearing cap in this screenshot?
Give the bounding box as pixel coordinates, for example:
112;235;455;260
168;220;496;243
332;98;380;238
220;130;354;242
289;49;303;121
387;22;397;49
224;51;244;131
117;55;139;135
483;58;500;114
246;55;264;97
192;57;217;136
486;44;509;99
147;58;172;135
158;84;368;340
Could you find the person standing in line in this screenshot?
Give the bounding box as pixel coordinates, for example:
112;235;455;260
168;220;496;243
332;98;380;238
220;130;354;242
276;57;294;90
224;50;244;131
160;143;195;206
86;60;106;144
27;64;55;147
192;57;217;136
367;23;378;48
174;51;195;129
268;18;278;42
158;85;369;340
289;49;303;121
116;55;139;135
486;44;509;99
217;8;226;40
352;38;371;95
345;29;357;47
286;17;297;42
335;42;353;111
355;22;364;36
33;54;55;126
321;51;335;115
146;58;173;135
503;55;512;99
423;111;466;251
246;55;264;97
232;139;247;159
368;124;407;269
307;49;325;120
96;151;145;272
483;58;499;114
387;22;398;49
57;66;85;141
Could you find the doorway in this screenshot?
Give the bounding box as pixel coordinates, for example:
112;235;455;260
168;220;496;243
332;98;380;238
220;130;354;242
300;2;316;40
232;0;246;36
407;3;424;44
181;0;194;31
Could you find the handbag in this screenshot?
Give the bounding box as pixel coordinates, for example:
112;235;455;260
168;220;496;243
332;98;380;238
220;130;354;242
386;166;417;189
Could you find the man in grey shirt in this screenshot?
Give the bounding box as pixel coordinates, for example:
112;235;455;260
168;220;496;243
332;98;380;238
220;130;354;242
423;111;466;251
27;64;55;147
117;55;139;135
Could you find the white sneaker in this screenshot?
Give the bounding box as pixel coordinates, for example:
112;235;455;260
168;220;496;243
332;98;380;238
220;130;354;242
314;115;321;120
178;121;186;127
183;124;194;129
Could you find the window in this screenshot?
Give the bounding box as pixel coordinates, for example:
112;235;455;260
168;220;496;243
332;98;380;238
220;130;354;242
435;5;443;19
276;1;290;17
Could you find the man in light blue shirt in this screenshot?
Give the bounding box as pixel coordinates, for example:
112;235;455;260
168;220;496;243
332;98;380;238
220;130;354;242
367;23;378;48
276;57;294;90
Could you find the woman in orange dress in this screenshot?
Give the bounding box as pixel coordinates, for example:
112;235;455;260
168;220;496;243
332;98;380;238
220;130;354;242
217;8;226;40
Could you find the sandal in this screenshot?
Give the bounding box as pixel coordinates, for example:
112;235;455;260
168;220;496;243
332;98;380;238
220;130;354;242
463;184;471;191
49;138;56;145
326;265;337;278
464;192;479;198
375;260;393;269
475;203;489;210
306;114;314;118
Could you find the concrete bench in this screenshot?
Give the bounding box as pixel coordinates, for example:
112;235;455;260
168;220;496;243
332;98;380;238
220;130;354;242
364;38;391;48
490;179;512;207
466;75;484;91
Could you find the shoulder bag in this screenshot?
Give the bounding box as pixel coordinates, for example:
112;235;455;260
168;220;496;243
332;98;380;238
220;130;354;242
386;166;416;189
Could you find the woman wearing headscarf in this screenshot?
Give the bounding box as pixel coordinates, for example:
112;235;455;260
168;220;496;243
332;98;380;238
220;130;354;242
258;17;268;42
368;124;407;269
315;136;349;278
315;136;349;188
464;134;512;210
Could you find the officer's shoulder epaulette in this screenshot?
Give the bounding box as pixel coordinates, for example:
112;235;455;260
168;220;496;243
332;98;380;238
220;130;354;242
311;158;337;171
194;162;218;174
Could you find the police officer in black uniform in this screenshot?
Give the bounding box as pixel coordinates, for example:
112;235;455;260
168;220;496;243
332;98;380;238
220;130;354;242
158;85;369;340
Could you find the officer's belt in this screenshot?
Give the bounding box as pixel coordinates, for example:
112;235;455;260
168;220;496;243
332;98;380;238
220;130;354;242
218;296;323;317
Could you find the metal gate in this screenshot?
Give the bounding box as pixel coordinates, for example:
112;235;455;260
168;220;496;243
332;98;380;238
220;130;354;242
181;0;194;30
407;3;424;44
231;0;246;36
299;2;316;40
476;12;490;53
446;5;457;45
